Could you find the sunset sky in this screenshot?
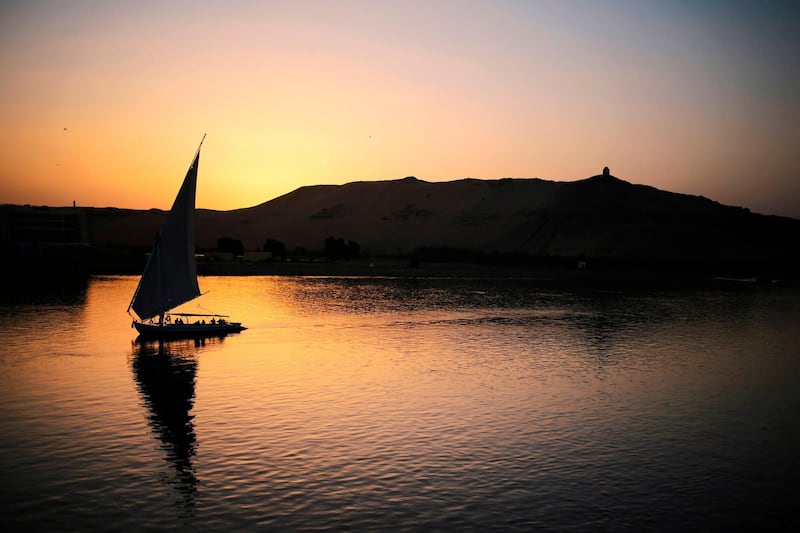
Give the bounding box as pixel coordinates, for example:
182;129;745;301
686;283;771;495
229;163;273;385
1;1;798;217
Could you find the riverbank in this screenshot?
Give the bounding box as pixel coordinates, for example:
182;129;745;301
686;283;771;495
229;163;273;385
195;260;796;290
2;244;795;290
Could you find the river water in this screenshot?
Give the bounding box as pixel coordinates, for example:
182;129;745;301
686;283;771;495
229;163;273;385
1;275;798;531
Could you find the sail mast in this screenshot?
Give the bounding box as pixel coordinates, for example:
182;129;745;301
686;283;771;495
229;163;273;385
194;133;206;161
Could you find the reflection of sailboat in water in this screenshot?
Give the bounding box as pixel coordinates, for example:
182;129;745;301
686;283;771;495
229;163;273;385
131;339;204;518
128;135;246;339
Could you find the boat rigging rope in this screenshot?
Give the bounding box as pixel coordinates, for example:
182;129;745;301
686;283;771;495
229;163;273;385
195;302;221;316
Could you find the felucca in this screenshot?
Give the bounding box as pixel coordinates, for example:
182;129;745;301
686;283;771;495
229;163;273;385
128;136;246;338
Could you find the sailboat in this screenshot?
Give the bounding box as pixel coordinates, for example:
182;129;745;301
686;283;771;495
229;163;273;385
128;136;246;338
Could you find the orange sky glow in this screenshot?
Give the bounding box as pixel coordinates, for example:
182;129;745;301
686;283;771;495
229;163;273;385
1;1;798;217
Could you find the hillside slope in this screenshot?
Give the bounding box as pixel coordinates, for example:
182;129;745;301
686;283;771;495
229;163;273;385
78;171;799;272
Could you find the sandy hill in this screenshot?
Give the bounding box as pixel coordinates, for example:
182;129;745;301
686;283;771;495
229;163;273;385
212;176;562;255
76;171;800;273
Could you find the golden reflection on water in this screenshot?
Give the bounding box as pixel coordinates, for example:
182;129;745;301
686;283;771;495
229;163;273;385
2;275;799;530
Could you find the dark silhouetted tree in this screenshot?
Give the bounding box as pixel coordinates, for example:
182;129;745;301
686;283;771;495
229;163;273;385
346;240;360;259
263;238;286;256
324;236;360;260
217;237;244;256
324;236;344;260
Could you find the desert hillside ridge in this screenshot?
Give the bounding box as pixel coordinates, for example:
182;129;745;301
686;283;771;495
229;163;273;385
2;169;799;278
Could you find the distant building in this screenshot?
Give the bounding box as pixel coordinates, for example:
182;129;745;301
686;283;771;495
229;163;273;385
242;251;272;263
202;251;236;263
0;205;88;245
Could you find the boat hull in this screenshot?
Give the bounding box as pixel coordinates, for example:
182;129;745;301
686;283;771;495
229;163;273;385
133;321;246;339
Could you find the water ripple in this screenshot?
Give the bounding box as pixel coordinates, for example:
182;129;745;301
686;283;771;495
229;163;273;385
1;278;799;530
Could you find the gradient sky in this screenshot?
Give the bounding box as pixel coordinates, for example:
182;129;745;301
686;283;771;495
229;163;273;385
1;0;798;217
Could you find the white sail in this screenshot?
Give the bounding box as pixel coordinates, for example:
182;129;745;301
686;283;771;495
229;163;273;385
129;145;203;321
